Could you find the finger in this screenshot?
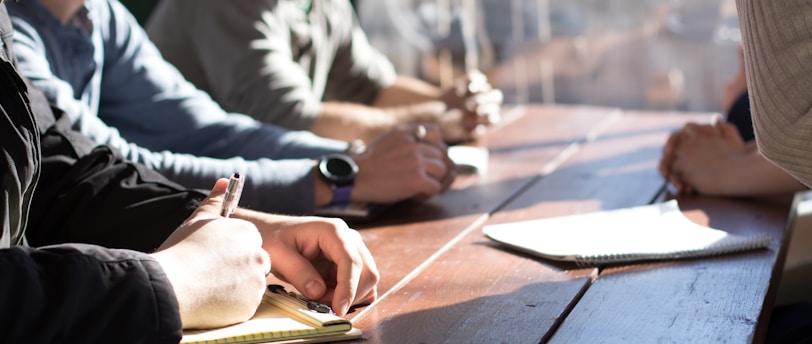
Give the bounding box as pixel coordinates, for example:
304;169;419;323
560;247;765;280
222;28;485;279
693;123;718;137
417;123;444;147
659;132;681;177
662;131;680;156
659;149;674;178
682;123;700;139
682;183;697;196
328;232;366;316
670;172;685;194
440;159;457;191
413;124;428;143
456;70;491;96
466;69;489;87
190;178;230;220
404;122;433;144
354;288;378;309
416;145;451;178
330;231;379;312
352;240;379;305
718;121;745;144
709;114;724;134
269;245;329;305
420;164;446;194
460;111;483;132
261;250;272;279
412;170;444;201
470;89;504;107
484;109;501;125
474;103;502;124
658;158;671;179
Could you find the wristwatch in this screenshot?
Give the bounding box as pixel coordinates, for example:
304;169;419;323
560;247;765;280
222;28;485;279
318;154;358;205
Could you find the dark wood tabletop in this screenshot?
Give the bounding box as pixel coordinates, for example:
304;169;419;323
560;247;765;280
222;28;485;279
342;105;792;343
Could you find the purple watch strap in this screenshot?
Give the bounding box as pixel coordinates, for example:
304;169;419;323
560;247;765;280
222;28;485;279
331;184;353;205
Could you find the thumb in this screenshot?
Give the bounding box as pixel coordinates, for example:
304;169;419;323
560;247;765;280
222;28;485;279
191;178;230;220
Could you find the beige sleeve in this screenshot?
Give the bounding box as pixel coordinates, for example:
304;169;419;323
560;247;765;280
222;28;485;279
737;0;812;187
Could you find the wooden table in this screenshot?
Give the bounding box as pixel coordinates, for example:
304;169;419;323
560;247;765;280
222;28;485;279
344;105;792;343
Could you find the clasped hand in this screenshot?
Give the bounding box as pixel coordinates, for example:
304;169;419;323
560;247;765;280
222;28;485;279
439;70;503;143
659;120;750;195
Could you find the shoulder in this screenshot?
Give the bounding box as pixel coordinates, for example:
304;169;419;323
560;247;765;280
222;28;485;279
6;0;53;35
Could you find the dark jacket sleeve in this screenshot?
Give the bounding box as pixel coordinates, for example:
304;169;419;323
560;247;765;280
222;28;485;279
26;105;207;252
23;76;206;252
0;244;182;343
0;3;191;341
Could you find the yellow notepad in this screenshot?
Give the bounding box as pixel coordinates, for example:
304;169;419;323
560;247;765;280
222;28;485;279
181;285;361;344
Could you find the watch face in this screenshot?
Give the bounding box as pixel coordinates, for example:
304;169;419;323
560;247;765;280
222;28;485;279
320;154;358;186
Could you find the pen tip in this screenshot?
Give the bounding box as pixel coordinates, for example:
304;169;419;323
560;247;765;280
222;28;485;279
234;172;240;178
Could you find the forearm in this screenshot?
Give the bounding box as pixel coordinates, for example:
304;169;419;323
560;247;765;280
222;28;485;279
29;147;202;251
0;245;181;343
27;111;204;251
310;102;395;142
372;76;442;107
231;208;309;231
312;101;446;142
721;150;806;196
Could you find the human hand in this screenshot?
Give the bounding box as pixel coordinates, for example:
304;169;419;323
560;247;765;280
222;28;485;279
351;123;456;203
151;179;271;329
241;213;379;316
661;121;750;195
659;121;718;192
659;123;693;187
439;70;503;143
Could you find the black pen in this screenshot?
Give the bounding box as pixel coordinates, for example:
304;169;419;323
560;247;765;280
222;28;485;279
221;173;244;218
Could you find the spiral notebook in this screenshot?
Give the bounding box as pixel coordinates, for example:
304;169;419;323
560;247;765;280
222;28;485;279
483;200;772;265
181;285;361;344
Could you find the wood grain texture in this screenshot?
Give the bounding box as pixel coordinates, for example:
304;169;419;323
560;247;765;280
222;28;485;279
349;105;619;306
351;109;711;342
355;233;595;344
339;107;790;344
549;198;790;343
544;111;793;343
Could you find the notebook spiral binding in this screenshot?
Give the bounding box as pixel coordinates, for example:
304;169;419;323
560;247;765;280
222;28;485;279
574;234;773;266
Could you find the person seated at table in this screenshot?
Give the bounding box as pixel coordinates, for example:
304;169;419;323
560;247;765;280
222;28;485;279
6;0;455;216
658;45;806;197
145;0;504;144
0;7;377;343
732;0;812;341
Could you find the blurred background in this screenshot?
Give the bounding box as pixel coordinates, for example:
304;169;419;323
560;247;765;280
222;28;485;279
356;0;741;112
123;0;741;112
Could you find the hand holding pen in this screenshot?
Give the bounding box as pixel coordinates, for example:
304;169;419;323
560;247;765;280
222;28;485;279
153;176;270;328
208;172;379;316
221;173;244;218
